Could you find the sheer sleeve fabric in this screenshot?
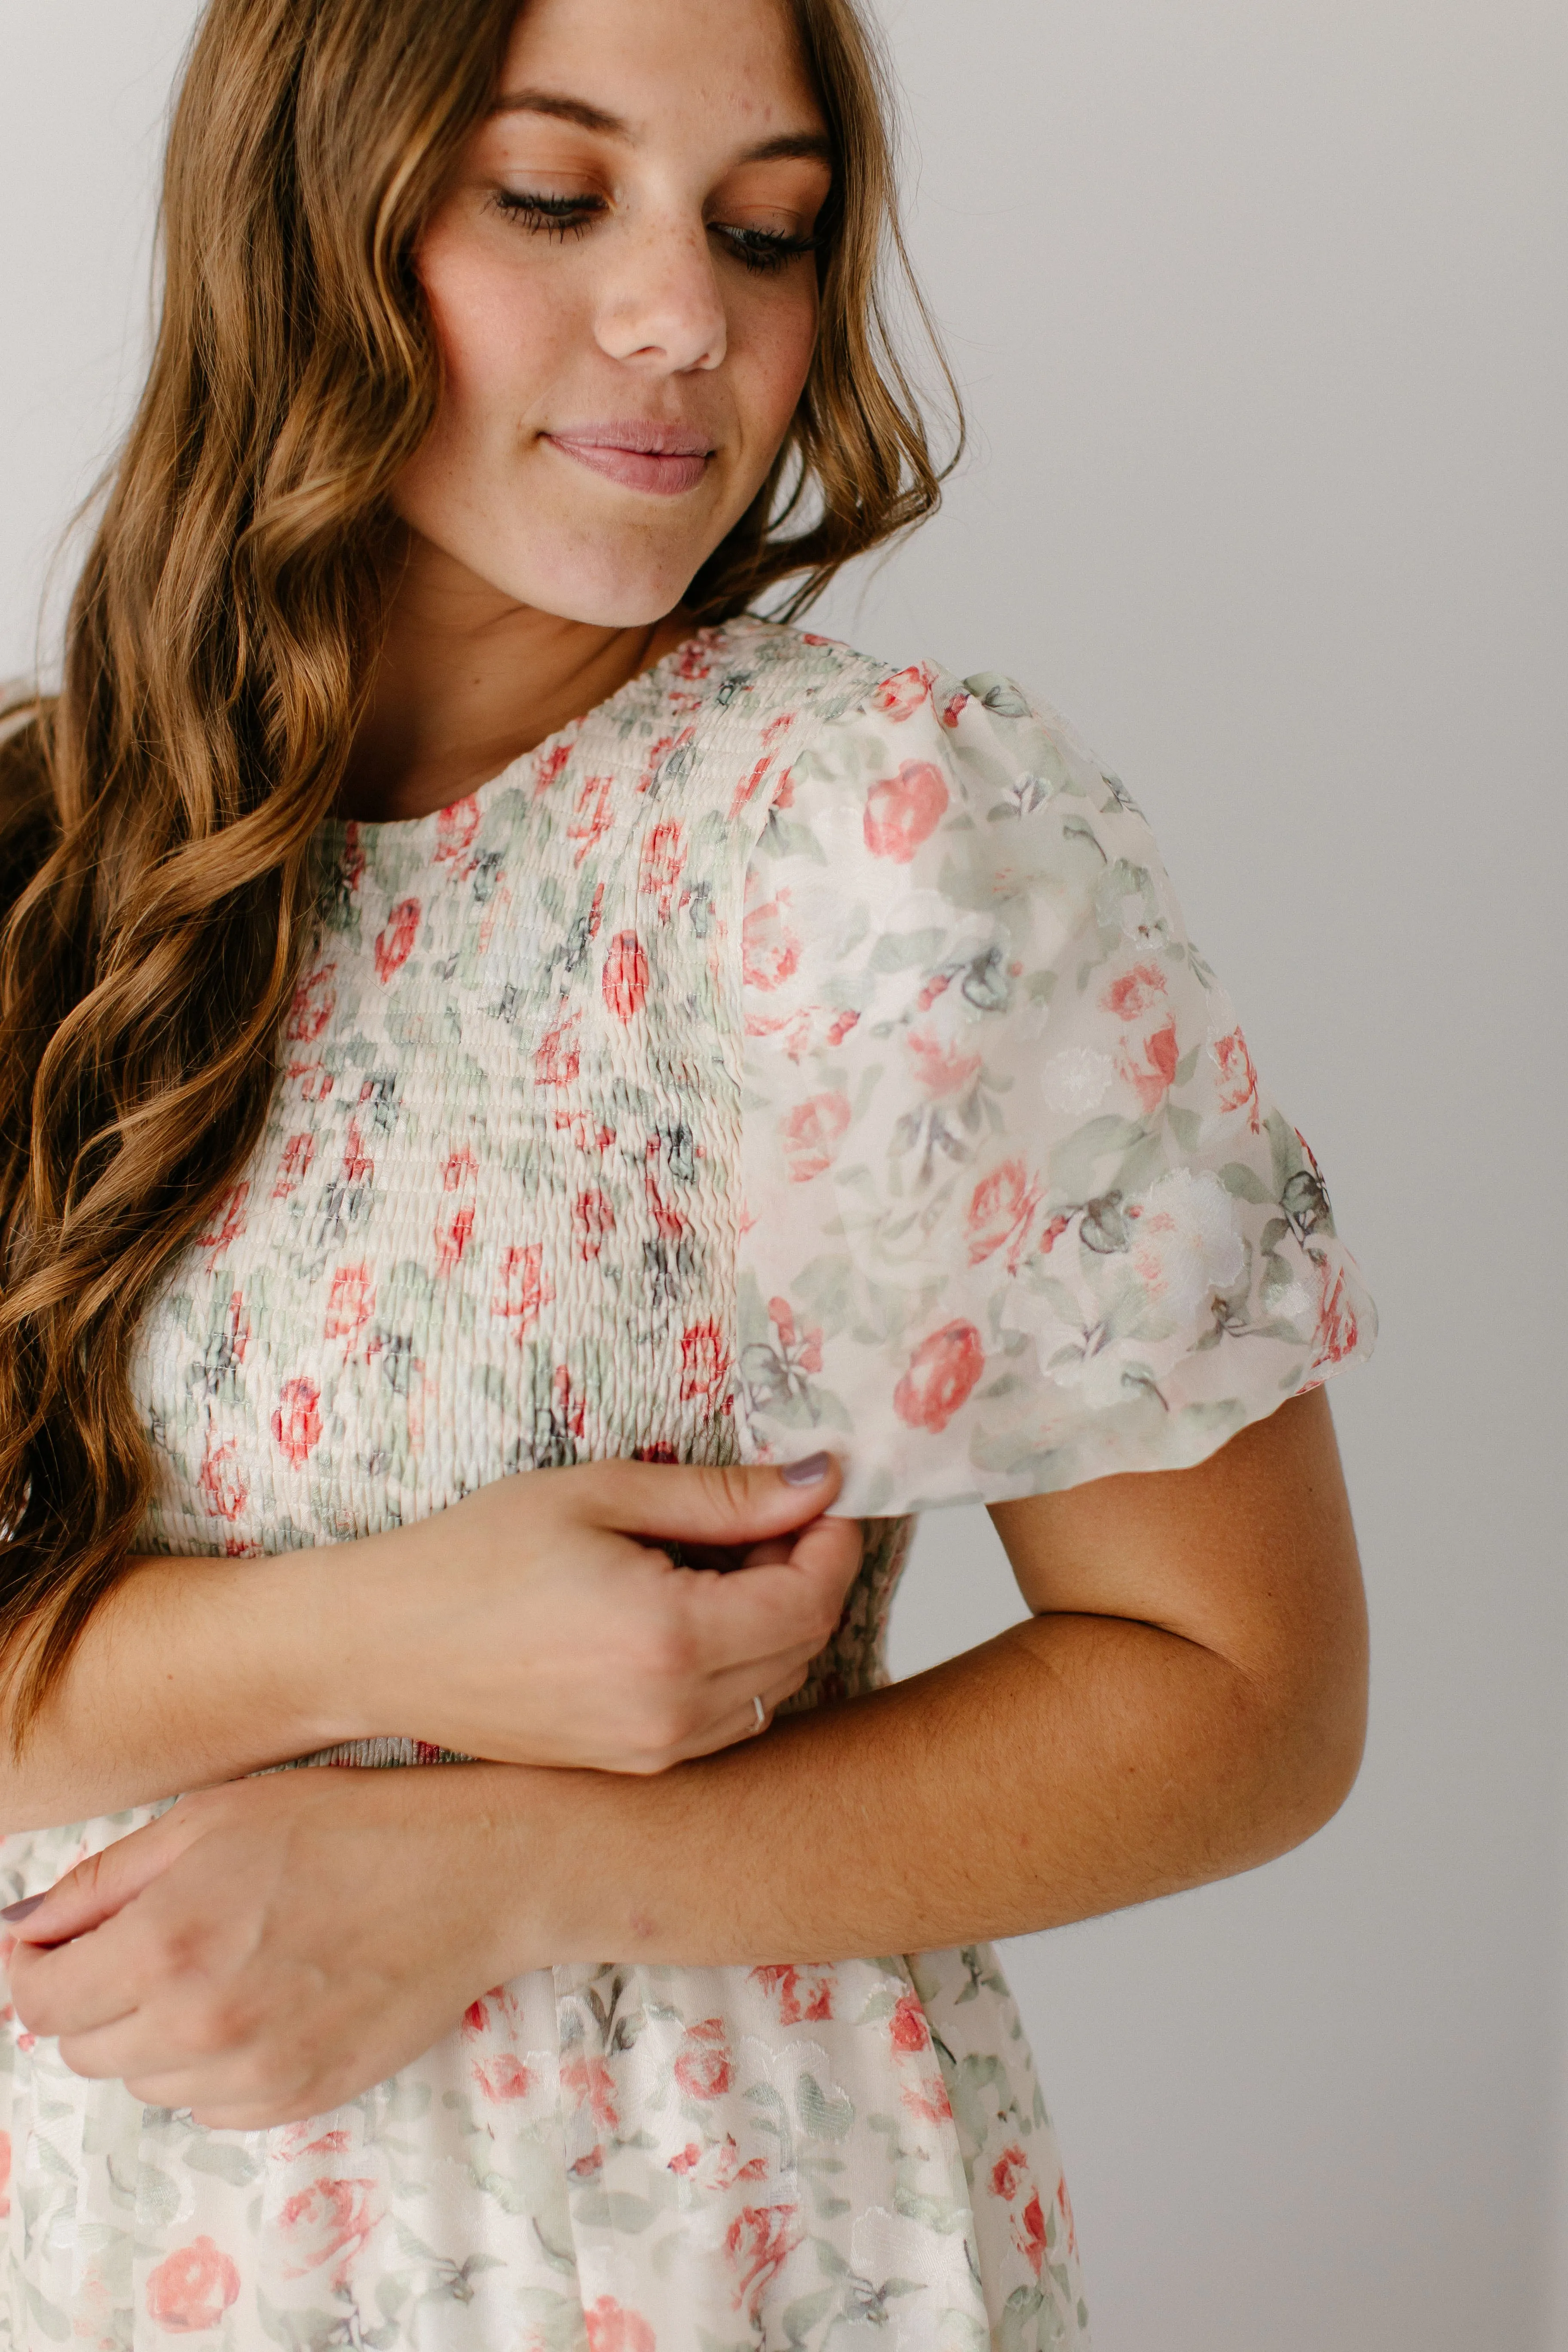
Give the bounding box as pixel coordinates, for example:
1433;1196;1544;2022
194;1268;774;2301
733;662;1375;1516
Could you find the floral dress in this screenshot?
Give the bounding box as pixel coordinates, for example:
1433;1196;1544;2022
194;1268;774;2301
0;619;1373;2350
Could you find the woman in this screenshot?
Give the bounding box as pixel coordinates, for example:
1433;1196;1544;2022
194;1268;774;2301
0;0;1375;2342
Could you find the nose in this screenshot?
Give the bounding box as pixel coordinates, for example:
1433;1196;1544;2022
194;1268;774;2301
594;215;727;375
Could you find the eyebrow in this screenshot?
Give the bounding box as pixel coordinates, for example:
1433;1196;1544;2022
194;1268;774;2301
490;89;832;167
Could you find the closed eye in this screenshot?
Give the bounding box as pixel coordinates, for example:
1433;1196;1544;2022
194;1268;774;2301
711;223;819;276
492;188;605;239
492;189;817;273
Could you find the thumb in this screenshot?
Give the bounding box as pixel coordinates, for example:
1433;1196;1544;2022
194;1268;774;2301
3;1804;197;1948
568;1452;845;1549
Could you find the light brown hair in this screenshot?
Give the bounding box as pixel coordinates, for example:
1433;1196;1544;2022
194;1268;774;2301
0;0;958;1730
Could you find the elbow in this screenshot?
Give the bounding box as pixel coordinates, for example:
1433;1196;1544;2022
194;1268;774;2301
1238;1633;1369;1866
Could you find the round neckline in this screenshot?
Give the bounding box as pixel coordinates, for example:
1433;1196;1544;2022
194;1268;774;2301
324;619;743;837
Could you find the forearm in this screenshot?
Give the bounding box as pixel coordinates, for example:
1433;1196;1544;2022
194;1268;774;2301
0;1456;862;1830
0;1542;377;1829
479;1608;1363;1969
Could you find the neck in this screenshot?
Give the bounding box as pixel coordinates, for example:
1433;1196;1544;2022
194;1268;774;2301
338;535;694;824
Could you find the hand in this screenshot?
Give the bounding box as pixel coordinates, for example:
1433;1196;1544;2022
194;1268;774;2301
6;1765;525;2130
341;1454;862;1773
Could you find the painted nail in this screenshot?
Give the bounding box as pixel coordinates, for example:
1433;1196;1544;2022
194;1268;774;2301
2;1895;46;1923
781;1452;832;1487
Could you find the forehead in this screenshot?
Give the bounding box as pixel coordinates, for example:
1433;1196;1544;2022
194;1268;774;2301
494;0;825;143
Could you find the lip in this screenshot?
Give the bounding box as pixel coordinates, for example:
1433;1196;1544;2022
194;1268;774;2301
543;423;716;498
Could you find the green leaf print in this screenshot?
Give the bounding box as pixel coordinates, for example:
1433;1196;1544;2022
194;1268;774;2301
181;2135;263;2187
781;2285;836;2344
22;2281;70;2343
794;2071;854;2140
1218;1159;1275;1205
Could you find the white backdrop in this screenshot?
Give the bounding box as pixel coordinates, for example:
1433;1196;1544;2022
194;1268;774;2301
2;4;1564;2346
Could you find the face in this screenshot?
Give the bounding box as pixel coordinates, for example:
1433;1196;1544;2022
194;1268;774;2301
394;0;833;627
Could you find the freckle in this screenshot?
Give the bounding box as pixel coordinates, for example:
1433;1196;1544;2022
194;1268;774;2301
628;1911;656;1943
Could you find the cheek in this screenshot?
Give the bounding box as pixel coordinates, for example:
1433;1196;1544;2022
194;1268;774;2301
732;282;821;450
417;237;569;452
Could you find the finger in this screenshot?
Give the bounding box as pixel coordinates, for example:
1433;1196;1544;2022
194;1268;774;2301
3;1806;199;1950
563;1454;844;1550
671;1666;807;1761
6;1872;181;2038
678;1514;863;1676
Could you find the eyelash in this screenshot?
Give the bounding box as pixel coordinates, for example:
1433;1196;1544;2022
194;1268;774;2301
491;190;818;275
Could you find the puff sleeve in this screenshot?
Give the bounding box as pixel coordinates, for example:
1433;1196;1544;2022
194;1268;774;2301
732;663;1376;1516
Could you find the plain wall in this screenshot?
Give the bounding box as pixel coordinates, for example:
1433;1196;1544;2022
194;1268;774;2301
2;4;1564;2347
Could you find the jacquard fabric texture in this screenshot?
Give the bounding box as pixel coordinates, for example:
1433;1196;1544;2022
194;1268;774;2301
0;621;1372;2349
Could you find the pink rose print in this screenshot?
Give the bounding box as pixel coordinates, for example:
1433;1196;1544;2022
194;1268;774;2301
750;1963;836;2024
0;2128;10;2219
1103;962;1167;1022
741;894;801;991
889;1992;932;2055
535;1013;582;1087
272;1132;315;1200
871;662;934;721
271;1376;322;1468
668;2135;767;2190
569;775;616;864
903;2073;953;2123
198;1180;249;1266
574;1187;616;1261
556;1107;616;1152
638;817;686;921
781;1090;851;1183
434;795;481;873
533;740;571;797
339;824;365;897
1119;1017;1180;1115
673;2017;735;2100
966;1160;1042;1271
492;1244;553;1340
894;1321;986;1434
272;2124;353;2165
144;2236;241;2334
1211;1025;1262;1131
561;2055;620;2131
325;1263;375;1356
552;1359;587;1446
278;2176;382;2288
435;1203;475;1274
1311;1255;1363;1374
584;2299;656;2352
285;962;337;1044
725;2204;805;2317
863;760;949;861
474;2053;534;2103
197;1439;247;1523
940;686;971;729
374;895;420;983
679;1319;731;1403
990;2144;1029;2202
1058;2172;1079;2260
888;1994;954;2124
603;930;650;1021
1014;2190;1048;2277
906;1027;983;1099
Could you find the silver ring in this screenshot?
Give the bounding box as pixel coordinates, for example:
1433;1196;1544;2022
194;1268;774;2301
750;1694;767;1733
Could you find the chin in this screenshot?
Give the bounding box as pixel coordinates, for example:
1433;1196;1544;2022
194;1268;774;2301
513;557;704;631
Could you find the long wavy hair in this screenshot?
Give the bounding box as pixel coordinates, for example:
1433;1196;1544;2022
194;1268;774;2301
0;0;958;1732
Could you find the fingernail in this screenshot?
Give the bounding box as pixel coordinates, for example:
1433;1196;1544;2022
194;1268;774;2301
781;1452;831;1487
2;1896;45;1923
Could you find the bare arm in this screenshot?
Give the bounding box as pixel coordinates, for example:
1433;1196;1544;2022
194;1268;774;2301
0;1457;860;1828
8;1391;1367;2127
505;1386;1368;1957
